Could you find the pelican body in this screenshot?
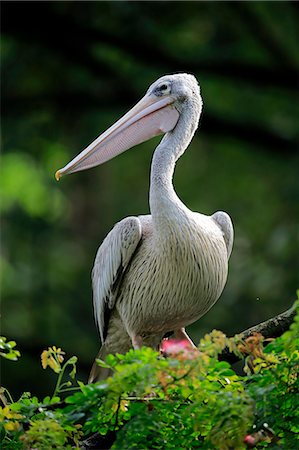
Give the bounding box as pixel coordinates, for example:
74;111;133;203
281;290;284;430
56;74;233;381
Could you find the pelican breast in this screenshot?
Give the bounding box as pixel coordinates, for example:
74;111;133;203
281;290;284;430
116;213;228;337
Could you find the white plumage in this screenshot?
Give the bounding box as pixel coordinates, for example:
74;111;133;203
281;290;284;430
56;74;234;382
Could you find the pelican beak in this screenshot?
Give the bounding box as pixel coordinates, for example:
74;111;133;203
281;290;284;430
55;94;179;180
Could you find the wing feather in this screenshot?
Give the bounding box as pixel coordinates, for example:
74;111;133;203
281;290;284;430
211;211;234;259
92;216;142;343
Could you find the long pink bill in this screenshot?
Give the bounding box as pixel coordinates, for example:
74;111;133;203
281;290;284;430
55;94;179;180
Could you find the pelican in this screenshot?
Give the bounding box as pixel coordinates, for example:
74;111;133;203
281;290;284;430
56;74;233;382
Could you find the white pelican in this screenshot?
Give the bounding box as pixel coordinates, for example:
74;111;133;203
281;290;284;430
56;74;234;381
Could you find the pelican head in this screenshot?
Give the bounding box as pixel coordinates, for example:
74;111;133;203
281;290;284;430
148;73;201;112
55;73;202;180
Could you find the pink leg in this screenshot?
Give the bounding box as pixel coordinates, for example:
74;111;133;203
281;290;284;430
132;334;143;349
174;328;197;348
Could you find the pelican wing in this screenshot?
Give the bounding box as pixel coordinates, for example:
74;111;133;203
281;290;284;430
92;216;142;343
211;211;234;259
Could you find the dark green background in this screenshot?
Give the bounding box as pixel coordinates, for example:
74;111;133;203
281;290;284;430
1;1;298;397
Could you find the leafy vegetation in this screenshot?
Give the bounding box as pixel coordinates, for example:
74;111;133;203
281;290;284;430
1;297;298;449
0;337;21;362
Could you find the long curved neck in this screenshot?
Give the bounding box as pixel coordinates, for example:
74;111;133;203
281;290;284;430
149;140;181;217
149;104;200;221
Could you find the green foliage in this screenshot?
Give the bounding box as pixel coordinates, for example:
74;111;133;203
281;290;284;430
0;337;20;361
21;418;81;450
247;298;299;448
0;347;83;449
1;298;298;449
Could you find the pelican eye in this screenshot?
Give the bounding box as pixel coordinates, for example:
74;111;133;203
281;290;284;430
155;83;171;96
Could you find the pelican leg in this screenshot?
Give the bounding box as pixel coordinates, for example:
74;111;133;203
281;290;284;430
131;335;143;349
174;328;197;348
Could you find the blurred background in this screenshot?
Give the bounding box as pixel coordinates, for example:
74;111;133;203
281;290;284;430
1;2;298;397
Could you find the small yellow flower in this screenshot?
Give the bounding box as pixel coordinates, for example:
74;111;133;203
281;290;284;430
48;355;60;373
0;406;23;421
0;406;24;433
41;350;49;369
41;346;65;373
4;421;21;432
0;406;9;419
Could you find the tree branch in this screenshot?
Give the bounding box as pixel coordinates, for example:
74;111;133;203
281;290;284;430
219;301;297;364
238;302;296;340
80;431;116;450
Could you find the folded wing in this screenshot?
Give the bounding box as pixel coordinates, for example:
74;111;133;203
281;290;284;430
92;216;142;343
211;211;234;259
